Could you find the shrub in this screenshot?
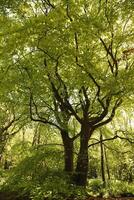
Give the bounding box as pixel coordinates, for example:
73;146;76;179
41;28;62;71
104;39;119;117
87;179;103;197
106;180;134;197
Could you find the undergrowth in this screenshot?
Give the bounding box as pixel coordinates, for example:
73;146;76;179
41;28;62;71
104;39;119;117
1;148;134;200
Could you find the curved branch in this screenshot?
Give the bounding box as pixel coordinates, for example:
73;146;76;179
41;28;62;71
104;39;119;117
29;91;62;130
88;135;118;148
100;37;118;76
88;132;134;148
94;98;122;128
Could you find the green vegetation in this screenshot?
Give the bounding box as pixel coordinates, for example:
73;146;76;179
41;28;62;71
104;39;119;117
0;0;134;199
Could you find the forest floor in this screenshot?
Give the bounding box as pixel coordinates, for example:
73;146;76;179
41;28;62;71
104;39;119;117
0;192;134;200
86;198;134;200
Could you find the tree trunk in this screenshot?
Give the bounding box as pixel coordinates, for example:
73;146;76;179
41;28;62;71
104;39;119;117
61;131;74;173
100;133;106;187
104;146;110;180
74;124;91;186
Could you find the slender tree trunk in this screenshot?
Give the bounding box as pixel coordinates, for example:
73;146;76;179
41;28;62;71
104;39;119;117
61;131;74;173
128;171;133;182
100;133;106;187
104;146;110;180
74;124;91;186
32;125;39;146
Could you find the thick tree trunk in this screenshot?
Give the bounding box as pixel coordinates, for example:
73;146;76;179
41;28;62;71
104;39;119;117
61;131;74;173
75;138;88;186
74;124;91;186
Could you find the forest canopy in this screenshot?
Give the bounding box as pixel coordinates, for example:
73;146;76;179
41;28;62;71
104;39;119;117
0;0;134;200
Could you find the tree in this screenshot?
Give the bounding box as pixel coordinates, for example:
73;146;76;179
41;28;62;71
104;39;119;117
0;104;26;167
0;0;134;186
100;130;106;187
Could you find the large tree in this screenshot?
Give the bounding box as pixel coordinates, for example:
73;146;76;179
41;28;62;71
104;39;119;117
0;0;134;186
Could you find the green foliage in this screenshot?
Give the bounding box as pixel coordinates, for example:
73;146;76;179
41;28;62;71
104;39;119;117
4;147;63;184
86;179;134;198
0;0;134;198
106;180;134;197
29;176;87;200
30;173;70;200
2;159;87;200
1;144;88;199
0;168;7;188
87;179;103;197
1;147;66;199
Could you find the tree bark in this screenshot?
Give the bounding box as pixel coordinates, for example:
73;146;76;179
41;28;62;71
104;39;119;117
61;131;74;173
74;124;91;186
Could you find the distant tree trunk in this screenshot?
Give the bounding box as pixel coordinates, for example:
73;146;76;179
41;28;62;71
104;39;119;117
74;123;91;186
104;146;110;180
118;168;122;180
4;159;9;170
128;171;133;183
61;131;74;173
100;132;106;187
32;125;38;146
32;124;41;147
88;156;98;179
